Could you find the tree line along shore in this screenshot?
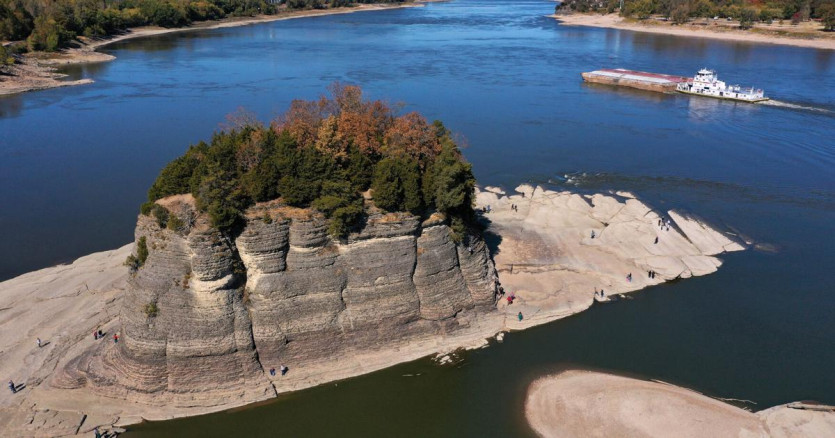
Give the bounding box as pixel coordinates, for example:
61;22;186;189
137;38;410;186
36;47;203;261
556;0;835;31
0;2;423;95
0;0;409;54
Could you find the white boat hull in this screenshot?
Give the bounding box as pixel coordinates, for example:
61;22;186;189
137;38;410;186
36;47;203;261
677;87;769;103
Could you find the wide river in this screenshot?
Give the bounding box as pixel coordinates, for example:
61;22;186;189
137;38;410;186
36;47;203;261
2;0;834;435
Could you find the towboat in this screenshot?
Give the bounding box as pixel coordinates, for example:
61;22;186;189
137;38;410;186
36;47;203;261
676;69;768;103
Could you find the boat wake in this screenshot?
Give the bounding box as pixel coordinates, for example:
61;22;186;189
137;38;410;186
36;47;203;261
758;99;834;115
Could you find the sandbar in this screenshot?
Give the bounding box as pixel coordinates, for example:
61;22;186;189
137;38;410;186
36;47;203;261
553;13;835;51
526;370;835;437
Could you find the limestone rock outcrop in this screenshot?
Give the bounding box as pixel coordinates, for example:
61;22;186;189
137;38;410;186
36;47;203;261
60;195;498;403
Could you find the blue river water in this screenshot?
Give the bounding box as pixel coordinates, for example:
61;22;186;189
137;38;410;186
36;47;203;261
1;0;833;436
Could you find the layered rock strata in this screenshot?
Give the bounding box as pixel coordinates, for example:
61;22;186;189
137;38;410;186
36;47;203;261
59;195;498;402
1;184;755;436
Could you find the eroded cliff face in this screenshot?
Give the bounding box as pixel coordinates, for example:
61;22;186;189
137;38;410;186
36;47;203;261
58;195;498;403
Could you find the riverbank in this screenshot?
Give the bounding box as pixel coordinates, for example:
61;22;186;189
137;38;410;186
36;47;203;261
526;370;835;437
0;185;745;435
0;2;427;97
552;13;835;51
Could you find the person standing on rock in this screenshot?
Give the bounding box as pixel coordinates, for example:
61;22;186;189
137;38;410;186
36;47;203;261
518;312;523;322
113;333;119;344
93;330;98;340
654;236;658;244
8;380;15;394
36;338;41;348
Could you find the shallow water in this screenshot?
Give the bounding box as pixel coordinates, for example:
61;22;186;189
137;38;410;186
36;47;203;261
1;0;834;435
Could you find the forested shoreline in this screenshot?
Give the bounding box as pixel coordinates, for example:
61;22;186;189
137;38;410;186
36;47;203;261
557;0;835;29
0;0;404;54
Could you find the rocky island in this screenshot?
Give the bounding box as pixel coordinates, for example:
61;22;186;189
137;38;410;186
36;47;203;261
4;86;816;436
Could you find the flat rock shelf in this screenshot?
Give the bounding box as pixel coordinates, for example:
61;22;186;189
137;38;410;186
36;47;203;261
0;184;746;436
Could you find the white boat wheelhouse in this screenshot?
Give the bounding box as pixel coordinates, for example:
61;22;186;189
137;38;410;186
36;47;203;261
676;68;767;102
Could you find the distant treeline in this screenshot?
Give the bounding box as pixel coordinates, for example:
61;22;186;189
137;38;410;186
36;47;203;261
0;0;403;51
556;0;835;29
144;84;478;239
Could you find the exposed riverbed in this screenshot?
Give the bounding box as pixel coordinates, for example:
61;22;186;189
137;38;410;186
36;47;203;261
1;0;833;436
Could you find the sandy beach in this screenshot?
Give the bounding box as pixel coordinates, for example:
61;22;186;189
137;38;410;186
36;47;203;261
553;13;835;51
0;2;428;96
0;185;746;435
526;370;835;437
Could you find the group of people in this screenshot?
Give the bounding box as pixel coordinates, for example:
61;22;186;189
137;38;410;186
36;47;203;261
498;286;523;321
658;218;672;232
269;365;289;377
93;329;118;343
648;270;657;279
594;288;606;299
481;205;492;213
9;337;47;394
510;204;519;212
506;292;517;305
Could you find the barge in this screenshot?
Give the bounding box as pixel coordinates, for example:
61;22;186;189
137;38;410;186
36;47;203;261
581;68;690;93
582;68;768;103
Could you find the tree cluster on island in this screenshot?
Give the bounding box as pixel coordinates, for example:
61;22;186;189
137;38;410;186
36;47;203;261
142;84;479;241
556;0;835;30
0;0;407;53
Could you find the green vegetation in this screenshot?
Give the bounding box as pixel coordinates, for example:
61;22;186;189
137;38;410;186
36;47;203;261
137;236;149;264
0;0;406;52
151;203;169;228
820;3;835;29
0;44;14;65
125;235;149;271
143;84;478;238
167;214;184;231
557;0;835;28
143;301;158;317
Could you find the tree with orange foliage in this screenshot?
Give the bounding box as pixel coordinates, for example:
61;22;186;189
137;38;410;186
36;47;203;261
147;83;477;238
